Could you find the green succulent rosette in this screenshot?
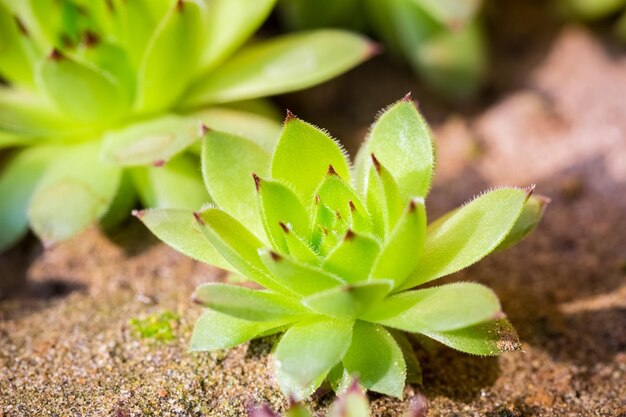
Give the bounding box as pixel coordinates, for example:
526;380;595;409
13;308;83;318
0;0;374;249
138;96;548;399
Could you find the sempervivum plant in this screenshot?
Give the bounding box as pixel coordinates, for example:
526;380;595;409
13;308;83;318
137;96;548;399
0;0;373;249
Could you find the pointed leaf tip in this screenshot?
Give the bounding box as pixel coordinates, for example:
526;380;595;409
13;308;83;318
402;92;413;102
349;200;356;212
192;211;204;225
346;378;362;394
249;404;278;417
285;109;298;123
279;222;291;233
252;173;261;192
366;41;383;58
200;124;209;136
49;49;63;61
370;153;381;172
409;197;425;212
269;250;282;262
407;392;429;417
525;184;536;199
153;159;166;167
131;209;145;219
327;164;338;176
176;0;185;11
344;229;355;241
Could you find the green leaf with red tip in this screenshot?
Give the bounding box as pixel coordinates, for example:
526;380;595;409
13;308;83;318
259;249;343;296
316;173;371;235
134;208;233;272
195;207;284;292
190;310;288;352
39;52;129;124
398;188;528;290
358;98;435;201
371;198;426;287
365;283;501;333
184;30;373;106
0;146;58;251
28;142;121;245
135;1;202;112
323;231;381;283
302;280;393;319
421;319;521;356
131;154;209;210
102;115;204;166
496;194;549;252
192;283;305;322
274;318;353;393
256;177;310;253
0;3;36;86
202;130;269;239
279;226;321;266
272;116;351;201
365;155;404;237
342;321;406;398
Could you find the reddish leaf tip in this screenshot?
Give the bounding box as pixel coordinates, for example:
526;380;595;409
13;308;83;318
200;123;210;136
327;164;338;176
14;17;29;36
346;378;362;394
49;48;63;61
344;229;355;241
402;92;413;102
409;197;424;212
176;0;185;11
370;153;381;173
365;41;384;58
269;251;282;262
248;405;278;417
349;200;356;212
285;109;298;123
153;159;166;167
525;184;536;200
278;222;291;234
131;209;145;219
192;212;205;226
82;30;100;48
336;211;342;220
315;194;321;205
252;173;261;192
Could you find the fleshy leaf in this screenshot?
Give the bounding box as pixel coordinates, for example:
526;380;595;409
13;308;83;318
390;330;422;384
272;116;350;201
135;0;202;112
197;0;276;72
0;2;36;86
192;283;305;322
189;310;287;352
285;403;314;417
358;98;434;201
365;155;404;236
195;208;284;292
28;142;121;245
274;318;353;392
302;280;393;319
259;249;343;296
39;51;129;124
412;0;483;25
316;172;371;235
364;283;501;332
184;30;373;106
256;177;310;253
134;208;233;272
496;194;549;252
279;225;321;266
0;87;69;136
100;171;136;230
371;198;426;288
342;321;406;398
202;130;269;239
421;319;521;356
193;107;281;154
131;154;209;211
323;231;380;283
0;146;57;251
102;115;203;166
398;187;528;290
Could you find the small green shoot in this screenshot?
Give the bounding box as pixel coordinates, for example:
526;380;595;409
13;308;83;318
129;310;181;342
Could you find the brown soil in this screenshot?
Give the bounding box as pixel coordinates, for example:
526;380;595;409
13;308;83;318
1;5;625;417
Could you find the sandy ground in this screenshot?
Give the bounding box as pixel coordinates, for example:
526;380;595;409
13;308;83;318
1;10;625;417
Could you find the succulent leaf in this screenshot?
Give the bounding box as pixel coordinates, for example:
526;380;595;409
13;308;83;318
496;194;549;251
302;280;393;319
342;321;406;397
202;130;270;239
365;283;502;332
398;188;528;290
274;318;353;392
322;231;381;283
272;116;351;202
193;283;306;322
184;30;373;106
190;310;289;352
134;208;233;271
